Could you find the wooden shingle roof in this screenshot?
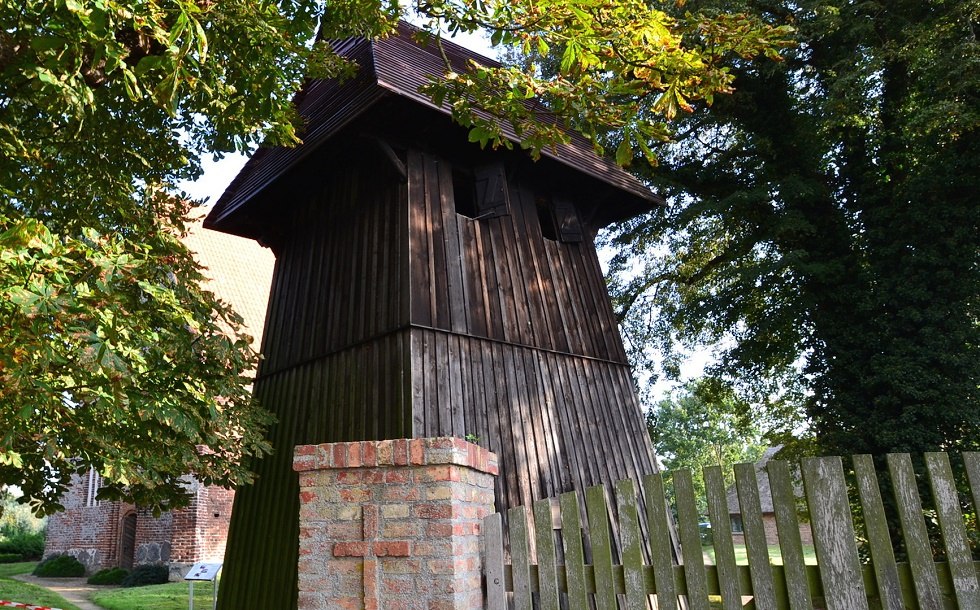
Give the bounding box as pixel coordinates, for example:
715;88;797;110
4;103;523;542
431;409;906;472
207;21;662;234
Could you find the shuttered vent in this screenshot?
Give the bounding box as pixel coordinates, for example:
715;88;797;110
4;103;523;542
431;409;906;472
454;162;510;220
537;196;583;243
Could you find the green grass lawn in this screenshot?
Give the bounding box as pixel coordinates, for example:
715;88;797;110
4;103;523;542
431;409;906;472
703;544;818;565
92;581;216;610
0;562;82;610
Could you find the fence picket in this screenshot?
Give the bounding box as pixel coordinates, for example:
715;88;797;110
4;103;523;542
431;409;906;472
615;479;649;610
674;469;710;610
586;485;617;610
533;498;560;610
887;453;943;609
767;460;813;609
643;473;678;610
964;452;980;530
508;505;533;610
852;454;904;610
483;512;507;610
734;462;777;609
925;452;980;608
558;491;589;609
704;466;741;610
801;456;869;610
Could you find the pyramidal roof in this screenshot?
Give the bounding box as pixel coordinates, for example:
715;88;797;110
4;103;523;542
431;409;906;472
207;21;661;233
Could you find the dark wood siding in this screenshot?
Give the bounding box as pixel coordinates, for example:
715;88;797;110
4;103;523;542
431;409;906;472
218;152;413;610
405;151;629;363
404;150;655;515
409;328;655;513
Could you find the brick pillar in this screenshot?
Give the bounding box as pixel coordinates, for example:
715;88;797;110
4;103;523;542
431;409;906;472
293;437;498;610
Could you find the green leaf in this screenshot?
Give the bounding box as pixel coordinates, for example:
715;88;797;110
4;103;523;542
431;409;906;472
615;137;633;166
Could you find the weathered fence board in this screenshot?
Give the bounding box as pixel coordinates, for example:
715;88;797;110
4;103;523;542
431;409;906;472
852;454;904;610
532;498;560;610
768;459;813;610
587;485;618;610
925;452;980;609
965;452;980;517
484;512;507;610
802;456;869;610
644;473;678;610
508;505;533;610
484;452;980;610
887;453;944;609
558;490;589;609
735;461;777;609
674;469;711;610
615;479;648;610
705;465;742;610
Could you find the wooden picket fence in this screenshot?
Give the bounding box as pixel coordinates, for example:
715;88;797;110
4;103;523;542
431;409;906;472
483;452;980;609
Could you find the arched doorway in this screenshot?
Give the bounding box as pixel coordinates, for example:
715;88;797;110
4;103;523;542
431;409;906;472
119;511;137;570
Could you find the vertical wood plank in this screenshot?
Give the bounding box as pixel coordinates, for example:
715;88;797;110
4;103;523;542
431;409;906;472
962;452;980;536
484;513;507;610
924;452;980;608
533;498;561;610
643;473;678;610
586;485;617;610
559;491;589;610
704;466;741;610
674;469;710;610
963;451;980;524
509;505;533;610
767;460;813;610
438;160;468;334
886;453;942;609
734;462;777;609
615;479;649;610
801;457;869;610
852;454;904;610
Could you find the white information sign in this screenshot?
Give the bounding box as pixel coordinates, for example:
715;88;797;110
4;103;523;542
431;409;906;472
185;562;222;610
185;562;222;581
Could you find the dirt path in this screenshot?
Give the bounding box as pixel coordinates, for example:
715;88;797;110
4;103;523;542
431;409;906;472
10;575;107;610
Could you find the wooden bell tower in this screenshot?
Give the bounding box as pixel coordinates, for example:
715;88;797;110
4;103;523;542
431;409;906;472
205;22;664;609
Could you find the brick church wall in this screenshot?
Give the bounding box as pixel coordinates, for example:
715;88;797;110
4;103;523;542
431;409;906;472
43;471;234;575
44;471;121;571
170;479;235;568
134;509;173;565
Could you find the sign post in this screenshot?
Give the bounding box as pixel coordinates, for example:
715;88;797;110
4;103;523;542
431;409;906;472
184;562;222;610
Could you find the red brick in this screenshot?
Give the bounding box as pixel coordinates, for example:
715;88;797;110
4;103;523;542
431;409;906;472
409;439;425;465
362;441;377;466
362;504;379;540
299;490;318;504
332;541;367;557
414;503;452;519
333;443;348;468
393;439;409;465
373;541;411;556
347;442;362;467
384;469;411;484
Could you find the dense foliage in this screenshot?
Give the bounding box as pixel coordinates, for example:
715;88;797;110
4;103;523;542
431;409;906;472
120;564;169;588
1;1;791;513
647;379;765;512
33;554;86;578
606;0;979;456
88;567;129;585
